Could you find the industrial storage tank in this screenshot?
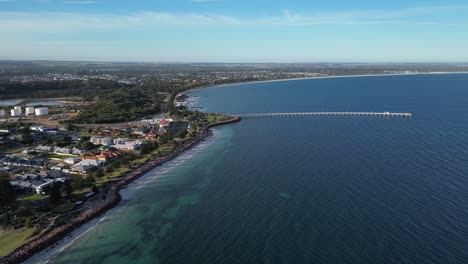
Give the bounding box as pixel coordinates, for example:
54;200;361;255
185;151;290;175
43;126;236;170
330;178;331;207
35;107;49;116
13;106;22;115
0;109;5;117
11;108;21;117
26;107;35;115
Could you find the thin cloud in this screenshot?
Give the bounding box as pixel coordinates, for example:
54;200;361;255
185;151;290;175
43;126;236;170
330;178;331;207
0;5;466;34
191;0;224;2
63;1;97;4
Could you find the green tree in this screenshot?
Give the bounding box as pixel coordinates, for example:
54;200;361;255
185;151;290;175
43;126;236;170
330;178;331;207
178;129;188;139
93;167;105;178
49;182;62;204
159;131;173;144
0;173;16;209
71;175;83;190
91;185;99;194
140;141;156;155
85;175;95;184
64;181;73;197
25;217;32;228
3;210;10;227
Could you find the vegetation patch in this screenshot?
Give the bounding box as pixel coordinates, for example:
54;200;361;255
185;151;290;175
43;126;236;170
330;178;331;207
0;228;36;257
52;203;75;214
18;194;44;201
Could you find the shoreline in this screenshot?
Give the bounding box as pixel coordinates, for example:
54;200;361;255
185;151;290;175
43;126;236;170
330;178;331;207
21;137;219;264
180;71;468;95
0;116;241;264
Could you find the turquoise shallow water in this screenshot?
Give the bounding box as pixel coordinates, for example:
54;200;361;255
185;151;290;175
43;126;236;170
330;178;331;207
49;74;468;264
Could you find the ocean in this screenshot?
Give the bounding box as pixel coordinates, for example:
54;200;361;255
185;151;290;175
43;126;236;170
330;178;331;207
45;74;468;264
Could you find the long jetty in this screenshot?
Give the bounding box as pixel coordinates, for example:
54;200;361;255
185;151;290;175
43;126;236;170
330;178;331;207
238;112;412;118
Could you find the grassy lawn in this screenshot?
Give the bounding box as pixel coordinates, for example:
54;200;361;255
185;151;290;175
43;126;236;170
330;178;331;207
73;187;91;196
18;194;45;201
0;228;36;257
45;153;76;160
96;167;130;185
52;203;75;214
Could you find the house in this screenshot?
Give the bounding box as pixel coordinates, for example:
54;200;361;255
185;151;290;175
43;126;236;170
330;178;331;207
51;162;68;171
158;119;173;134
1;156;45;168
64;157;79;165
53;146;72;154
10;181;33;193
32;180;54;194
112;138;143;151
79;159;105;166
36;145;53;152
47;170;63;178
90;136;113;145
159;119;173;128
21;149;34;155
146;130;158;139
70;164;95;174
72;148;86;155
30;125;48;132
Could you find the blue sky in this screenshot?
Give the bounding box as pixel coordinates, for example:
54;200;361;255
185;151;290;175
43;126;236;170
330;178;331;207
1;0;468;62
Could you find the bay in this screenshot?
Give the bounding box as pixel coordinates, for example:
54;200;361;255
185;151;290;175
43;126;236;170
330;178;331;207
46;74;468;264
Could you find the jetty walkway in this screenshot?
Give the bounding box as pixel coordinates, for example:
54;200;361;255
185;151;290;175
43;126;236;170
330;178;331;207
238;112;412;119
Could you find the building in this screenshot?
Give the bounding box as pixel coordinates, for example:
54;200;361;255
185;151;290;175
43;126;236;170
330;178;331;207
53;147;72;154
36;145;53;152
90;136;113;146
32;180;54;194
70;164;94;174
64;157;79;165
0;109;5;117
1;156;46;168
113;138;143;151
31;125;48;132
25;107;35;115
10;108;21;117
159;119;173;128
35;107;49;116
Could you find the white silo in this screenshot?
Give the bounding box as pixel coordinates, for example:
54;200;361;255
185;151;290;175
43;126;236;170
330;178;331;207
11;108;21;117
14;106;22;114
0;109;5;117
25;107;35;115
35;107;49;116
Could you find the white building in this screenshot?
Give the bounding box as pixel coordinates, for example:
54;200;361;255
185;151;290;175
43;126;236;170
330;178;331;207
64;157;79;165
35;107;49;116
112;138;143;151
90;136;113;145
0;109;5;117
31;125;48;132
25;107;35;115
10;108;21;117
32;180;54;194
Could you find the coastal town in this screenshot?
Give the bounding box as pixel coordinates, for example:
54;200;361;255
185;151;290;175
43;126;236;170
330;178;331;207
0;74;240;263
0;61;467;263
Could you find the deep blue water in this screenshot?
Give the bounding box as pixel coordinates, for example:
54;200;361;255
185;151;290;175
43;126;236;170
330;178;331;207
48;74;468;264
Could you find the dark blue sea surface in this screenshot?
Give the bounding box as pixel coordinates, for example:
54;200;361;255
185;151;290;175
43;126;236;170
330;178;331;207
48;74;468;264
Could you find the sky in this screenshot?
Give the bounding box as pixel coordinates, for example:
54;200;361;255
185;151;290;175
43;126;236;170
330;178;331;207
1;0;468;62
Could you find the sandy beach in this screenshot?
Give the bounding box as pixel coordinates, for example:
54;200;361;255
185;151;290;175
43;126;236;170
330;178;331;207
182;71;468;95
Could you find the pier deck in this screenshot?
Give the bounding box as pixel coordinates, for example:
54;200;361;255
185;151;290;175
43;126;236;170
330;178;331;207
238;112;412;118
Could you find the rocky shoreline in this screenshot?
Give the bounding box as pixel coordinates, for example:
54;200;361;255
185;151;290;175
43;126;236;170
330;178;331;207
0;116;241;264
